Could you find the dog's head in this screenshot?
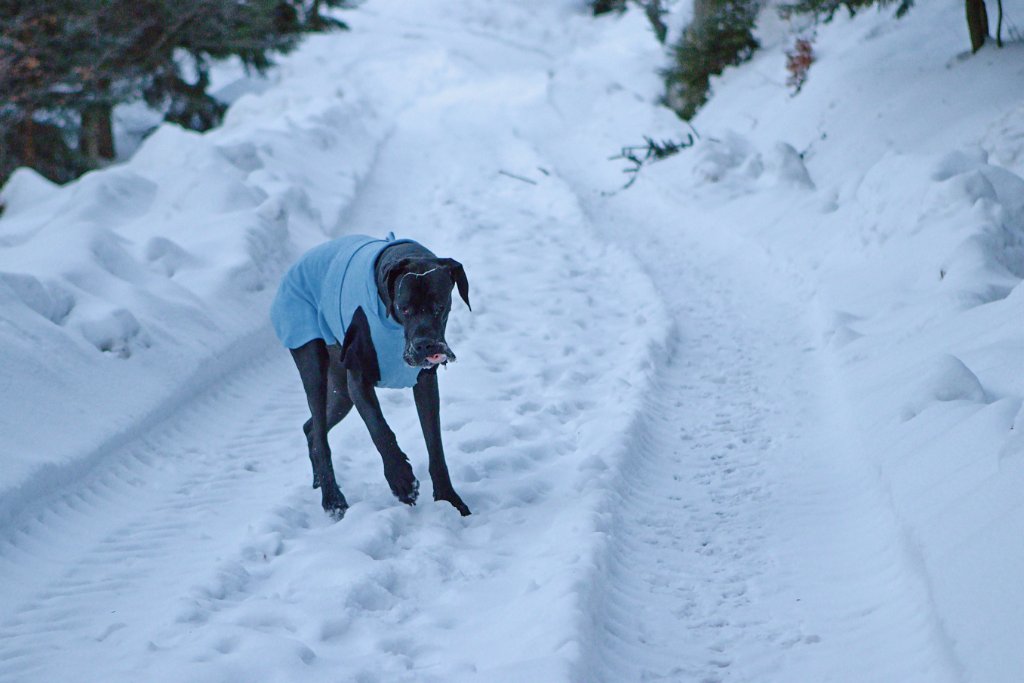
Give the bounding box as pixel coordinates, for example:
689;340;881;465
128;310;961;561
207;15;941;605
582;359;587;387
382;256;470;368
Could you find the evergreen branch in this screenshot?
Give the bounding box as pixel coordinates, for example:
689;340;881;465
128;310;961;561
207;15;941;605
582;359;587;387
609;131;698;189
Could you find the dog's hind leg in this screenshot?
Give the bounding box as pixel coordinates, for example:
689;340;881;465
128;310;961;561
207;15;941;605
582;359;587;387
303;346;354;489
290;339;349;518
347;369;419;506
413;368;471;516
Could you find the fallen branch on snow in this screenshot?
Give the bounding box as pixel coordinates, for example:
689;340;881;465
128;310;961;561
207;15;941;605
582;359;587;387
498;170;538;185
609;130;698;189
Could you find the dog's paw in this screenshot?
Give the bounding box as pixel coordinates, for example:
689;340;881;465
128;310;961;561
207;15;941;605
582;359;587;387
435;489;471;516
321;487;349;520
398;479;420;506
383;453;419;506
312;472;321;489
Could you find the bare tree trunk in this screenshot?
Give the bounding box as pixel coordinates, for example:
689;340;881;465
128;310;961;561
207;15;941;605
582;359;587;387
996;0;1004;47
965;0;989;53
80;102;115;163
19;114;37;167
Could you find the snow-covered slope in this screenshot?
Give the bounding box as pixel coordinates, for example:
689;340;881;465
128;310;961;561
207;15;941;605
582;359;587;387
1;0;1022;681
687;6;1024;679
550;1;1024;679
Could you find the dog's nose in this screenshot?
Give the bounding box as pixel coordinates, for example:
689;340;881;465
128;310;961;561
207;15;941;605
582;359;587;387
413;339;445;357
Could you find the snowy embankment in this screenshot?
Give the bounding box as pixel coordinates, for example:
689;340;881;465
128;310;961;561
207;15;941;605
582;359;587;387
547;1;1024;678
688;7;1024;679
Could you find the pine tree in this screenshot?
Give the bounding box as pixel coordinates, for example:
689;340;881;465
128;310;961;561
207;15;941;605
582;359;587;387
779;0;912;22
1;0;95;182
0;0;341;186
134;0;304;142
662;0;760;120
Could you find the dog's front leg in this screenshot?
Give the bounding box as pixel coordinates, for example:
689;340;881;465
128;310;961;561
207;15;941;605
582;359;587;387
413;368;471;516
346;370;419;505
290;340;348;518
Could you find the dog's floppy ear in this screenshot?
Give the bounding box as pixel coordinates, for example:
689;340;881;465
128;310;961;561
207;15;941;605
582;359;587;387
440;258;471;311
382;258;415;319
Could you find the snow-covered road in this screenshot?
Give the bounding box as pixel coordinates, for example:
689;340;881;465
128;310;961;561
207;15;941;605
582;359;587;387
3;6;670;680
573;192;958;681
3;1;1022;681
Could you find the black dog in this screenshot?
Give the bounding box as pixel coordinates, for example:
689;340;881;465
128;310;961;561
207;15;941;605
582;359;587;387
270;234;471;518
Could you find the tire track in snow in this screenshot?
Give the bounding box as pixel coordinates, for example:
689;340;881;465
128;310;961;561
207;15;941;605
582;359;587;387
568;189;962;680
579;263;799;682
0;349;312;681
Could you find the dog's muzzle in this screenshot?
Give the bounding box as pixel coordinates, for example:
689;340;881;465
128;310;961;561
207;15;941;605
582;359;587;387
405;340;456;368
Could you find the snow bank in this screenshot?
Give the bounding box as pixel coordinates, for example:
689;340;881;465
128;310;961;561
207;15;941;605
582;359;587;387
517;0;1024;677
643;1;1024;678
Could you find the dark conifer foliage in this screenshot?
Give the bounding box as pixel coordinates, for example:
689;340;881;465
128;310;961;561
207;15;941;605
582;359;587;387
0;0;348;186
591;0;629;15
303;0;353;31
590;0;667;43
662;0;760;120
779;0;913;22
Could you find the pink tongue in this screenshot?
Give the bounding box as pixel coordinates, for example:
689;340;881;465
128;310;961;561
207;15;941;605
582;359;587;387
426;353;447;365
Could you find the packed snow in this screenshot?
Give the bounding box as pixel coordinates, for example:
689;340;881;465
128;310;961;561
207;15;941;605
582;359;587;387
1;0;1022;681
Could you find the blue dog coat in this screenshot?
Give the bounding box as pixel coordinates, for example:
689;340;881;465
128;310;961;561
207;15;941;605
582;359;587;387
270;233;423;389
